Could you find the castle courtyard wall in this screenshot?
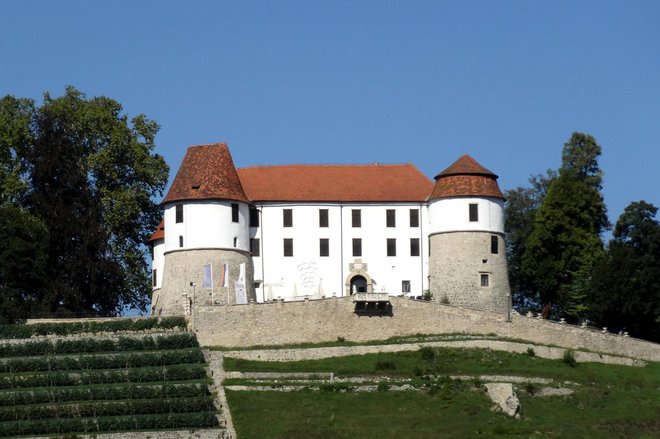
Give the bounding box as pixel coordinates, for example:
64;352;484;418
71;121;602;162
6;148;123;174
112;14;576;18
193;296;660;362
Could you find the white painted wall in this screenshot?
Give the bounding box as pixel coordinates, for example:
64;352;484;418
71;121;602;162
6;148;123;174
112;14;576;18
152;239;165;289
163;200;250;253
428;197;504;234
250;202;429;302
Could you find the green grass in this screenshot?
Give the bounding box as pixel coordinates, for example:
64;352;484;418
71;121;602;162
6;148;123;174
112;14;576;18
225;347;660;439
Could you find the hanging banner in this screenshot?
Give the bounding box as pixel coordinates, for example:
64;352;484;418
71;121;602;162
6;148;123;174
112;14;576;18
235;281;248;305
219;263;229;288
202;264;212;289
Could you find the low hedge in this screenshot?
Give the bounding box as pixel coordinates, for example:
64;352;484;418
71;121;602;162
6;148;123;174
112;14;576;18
0;381;210;406
0;332;198;358
0;364;208;390
0;411;218;437
0;348;205;373
1;395;216;421
0;317;187;339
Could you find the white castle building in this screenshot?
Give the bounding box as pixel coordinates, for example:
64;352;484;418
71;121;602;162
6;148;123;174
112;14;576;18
149;143;511;316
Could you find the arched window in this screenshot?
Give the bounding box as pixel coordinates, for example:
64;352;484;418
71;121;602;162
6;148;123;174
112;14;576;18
179;235;184;248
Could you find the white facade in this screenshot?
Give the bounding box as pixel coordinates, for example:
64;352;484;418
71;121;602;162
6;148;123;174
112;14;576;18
428;197;505;234
163;200;250;253
151;239;165;289
248;202;429;302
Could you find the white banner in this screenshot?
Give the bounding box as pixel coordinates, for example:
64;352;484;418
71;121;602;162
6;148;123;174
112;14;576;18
235;281;247;305
202;264;212;289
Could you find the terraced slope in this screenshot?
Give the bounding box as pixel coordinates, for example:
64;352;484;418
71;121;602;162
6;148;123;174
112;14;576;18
0;318;220;438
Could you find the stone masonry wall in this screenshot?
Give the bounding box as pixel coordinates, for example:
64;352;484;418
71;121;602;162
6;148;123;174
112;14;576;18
193;296;660;362
153;248;255;316
429;232;510;314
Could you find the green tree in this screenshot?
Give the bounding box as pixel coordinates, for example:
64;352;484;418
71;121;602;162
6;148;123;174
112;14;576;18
0;206;49;323
0;95;33;206
522;133;608;320
504;170;555;310
1;87;169;317
590;201;660;342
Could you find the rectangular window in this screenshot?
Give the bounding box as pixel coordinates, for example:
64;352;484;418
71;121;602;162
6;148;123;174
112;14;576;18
386;209;396;227
387;238;396;256
352;209;361;227
175;205;183;223
249;207;259;227
402;280;411;293
352;238;362;257
410;209;419;227
320;238;329;257
491;235;499;254
480;273;490;287
152;269;157;287
250;238;260;256
283;209;293;227
410;238;420;256
469;203;479;222
319;209;329;227
232;203;239;223
283;238;293;257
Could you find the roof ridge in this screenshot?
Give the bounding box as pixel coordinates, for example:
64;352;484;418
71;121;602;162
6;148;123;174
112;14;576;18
238;163;416;170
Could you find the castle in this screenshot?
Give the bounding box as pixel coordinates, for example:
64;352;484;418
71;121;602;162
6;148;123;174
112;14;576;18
149;143;511;316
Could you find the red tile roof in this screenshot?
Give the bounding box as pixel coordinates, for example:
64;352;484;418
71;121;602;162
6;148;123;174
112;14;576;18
429;154;504;200
149;219;164;242
238;164;433;202
162;143;249;204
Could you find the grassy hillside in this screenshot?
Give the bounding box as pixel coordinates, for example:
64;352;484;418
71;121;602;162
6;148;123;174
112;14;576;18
224;347;660;439
0;318;220;438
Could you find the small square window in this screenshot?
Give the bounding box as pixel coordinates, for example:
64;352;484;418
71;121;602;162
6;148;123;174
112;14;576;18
402;280;411;293
283;238;293;257
386;209;395;227
175;205;183;223
320;238;329;257
319;209;329;227
232;203;239;223
387;238;396;256
469;204;479;222
480;273;490;287
283;209;293;227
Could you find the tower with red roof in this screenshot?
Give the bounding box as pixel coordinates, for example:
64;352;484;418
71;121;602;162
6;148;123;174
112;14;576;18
427;154;511;314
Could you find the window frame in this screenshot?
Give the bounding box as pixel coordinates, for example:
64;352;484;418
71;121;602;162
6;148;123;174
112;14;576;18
491;235;499;254
319;209;329;228
175;205;183;223
319;238;329;257
250;238;260;256
387;238;396;257
409;209;419;227
402;280;411;293
352;209;361;228
231;203;239;223
480;273;490;287
283;238;293;257
352;238;362;257
249;207;259;227
410;238;420;256
469;203;479;222
283;209;293;227
386;209;396;227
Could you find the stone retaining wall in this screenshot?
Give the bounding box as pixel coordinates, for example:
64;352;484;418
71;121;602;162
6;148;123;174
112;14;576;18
193;296;660;362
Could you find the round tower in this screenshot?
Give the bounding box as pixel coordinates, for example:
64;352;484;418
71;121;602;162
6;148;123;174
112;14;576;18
152;143;255;316
427;154;511;315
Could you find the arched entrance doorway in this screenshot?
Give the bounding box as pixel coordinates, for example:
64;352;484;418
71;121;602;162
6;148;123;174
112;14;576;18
350;275;367;294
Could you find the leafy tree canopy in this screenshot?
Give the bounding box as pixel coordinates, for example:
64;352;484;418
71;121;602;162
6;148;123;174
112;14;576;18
521;132;608;320
590;201;660;342
0;87;168;319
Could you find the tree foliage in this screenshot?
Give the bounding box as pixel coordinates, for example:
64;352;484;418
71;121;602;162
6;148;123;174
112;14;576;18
590;201;660;342
521;133;608;320
0;87;168;320
504;170;555;310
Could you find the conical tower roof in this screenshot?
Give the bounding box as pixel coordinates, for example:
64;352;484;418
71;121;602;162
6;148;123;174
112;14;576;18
429;154;504;200
162;143;249;204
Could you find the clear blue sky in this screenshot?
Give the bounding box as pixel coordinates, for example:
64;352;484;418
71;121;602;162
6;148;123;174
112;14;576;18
2;0;659;227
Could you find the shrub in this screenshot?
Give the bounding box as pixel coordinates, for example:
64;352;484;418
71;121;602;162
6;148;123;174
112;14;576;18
374;360;397;371
526;347;536;357
419;346;436;362
562;350;577;367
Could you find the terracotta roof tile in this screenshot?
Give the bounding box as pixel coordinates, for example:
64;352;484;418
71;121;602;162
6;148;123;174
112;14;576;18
429;154;504;200
162;143;249;204
149;219;164;242
238;164;433;202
